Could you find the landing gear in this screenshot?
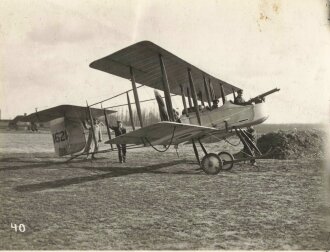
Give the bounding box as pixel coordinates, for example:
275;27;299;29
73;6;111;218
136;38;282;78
201;153;222;175
191;128;272;174
192;139;223;175
218;151;234;171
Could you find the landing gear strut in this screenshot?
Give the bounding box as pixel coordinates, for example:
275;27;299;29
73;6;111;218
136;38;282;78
192;140;200;165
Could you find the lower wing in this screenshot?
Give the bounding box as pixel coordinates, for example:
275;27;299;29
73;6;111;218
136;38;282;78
106;122;234;146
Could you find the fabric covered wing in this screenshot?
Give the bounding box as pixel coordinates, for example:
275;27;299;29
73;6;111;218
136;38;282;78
21;105;116;123
106;122;229;145
90;41;240;103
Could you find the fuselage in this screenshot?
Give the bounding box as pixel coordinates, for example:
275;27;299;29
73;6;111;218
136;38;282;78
180;101;268;130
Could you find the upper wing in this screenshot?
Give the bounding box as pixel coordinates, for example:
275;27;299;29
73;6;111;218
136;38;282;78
90;41;240;103
21;105;116;123
106;122;233;145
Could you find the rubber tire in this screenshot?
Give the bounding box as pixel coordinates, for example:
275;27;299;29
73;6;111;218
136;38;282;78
218;151;234;171
201;153;222;175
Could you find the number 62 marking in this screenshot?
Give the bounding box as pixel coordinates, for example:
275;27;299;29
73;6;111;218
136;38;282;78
52;130;68;143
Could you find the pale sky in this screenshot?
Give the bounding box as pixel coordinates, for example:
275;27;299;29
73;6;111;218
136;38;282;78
0;0;329;123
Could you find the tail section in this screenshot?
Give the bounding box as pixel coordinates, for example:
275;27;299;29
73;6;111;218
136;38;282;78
50;117;86;156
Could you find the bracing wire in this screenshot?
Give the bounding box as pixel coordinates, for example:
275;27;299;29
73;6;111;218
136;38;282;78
223;137;241;147
205;132;241;147
89;85;144;107
103;94;177;109
144;126;176;152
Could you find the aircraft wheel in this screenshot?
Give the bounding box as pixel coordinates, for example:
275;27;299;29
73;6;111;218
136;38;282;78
201;153;222;175
218;151;234;171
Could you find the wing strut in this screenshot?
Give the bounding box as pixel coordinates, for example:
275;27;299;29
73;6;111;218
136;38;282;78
198;90;205;107
209;79;215;100
86;102;98;154
159;54;174;121
187;87;193;108
180;85;188;116
188;69;201;125
126;92;136;130
203;76;212;108
220;83;226;105
232;88;236;100
192;139;200;165
103;108;113;150
130;66;144;128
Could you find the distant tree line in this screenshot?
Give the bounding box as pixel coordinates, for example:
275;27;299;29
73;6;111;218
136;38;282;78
108;107;161;128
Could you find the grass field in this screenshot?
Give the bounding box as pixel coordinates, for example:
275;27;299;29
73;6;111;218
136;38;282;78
0;127;329;249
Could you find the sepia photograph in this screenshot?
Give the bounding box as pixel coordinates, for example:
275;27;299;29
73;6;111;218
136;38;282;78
0;0;329;250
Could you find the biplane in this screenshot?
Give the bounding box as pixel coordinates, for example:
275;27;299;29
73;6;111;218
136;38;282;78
87;41;280;174
23;41;279;174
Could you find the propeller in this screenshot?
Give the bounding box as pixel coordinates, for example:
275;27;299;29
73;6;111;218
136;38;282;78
154;90;169;121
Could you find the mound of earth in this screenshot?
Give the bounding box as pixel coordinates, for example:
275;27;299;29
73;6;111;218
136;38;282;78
257;130;324;159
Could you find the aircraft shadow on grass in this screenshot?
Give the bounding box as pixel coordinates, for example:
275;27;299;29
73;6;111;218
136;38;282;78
0;161;63;171
14;160;205;192
0;157;110;171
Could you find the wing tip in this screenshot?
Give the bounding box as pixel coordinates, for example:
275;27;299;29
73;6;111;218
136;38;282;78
89;40;155;69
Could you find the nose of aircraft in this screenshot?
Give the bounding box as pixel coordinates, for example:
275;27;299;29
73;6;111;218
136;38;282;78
252;102;269;125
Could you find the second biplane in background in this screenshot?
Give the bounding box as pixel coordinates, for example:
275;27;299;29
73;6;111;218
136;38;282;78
89;41;280;174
